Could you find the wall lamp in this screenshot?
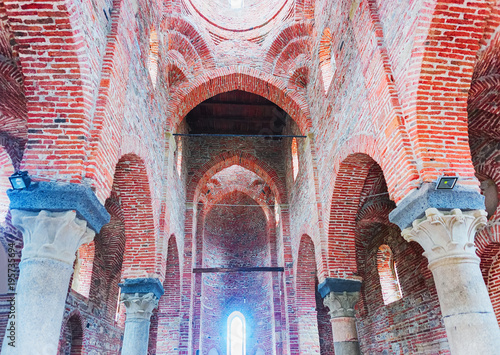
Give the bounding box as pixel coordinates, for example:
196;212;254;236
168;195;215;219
436;176;458;190
9;171;31;190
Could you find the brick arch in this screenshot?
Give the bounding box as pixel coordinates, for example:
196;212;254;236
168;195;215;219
165;32;204;75
262;21;313;73
468;74;500;137
58;311;84;355
165;52;190;88
168;66;312;135
405;0;495;185
327;152;382;280
161;16;216;70
113;153;158;279
294;0;315;20
187;151;288;205
151;234;181;353
356;200;395;226
0;60;27;141
288;64;309;90
204;186;273;221
472;158;500;220
476;231;500;324
271;38;311;77
85;192;127;320
295;234;321;354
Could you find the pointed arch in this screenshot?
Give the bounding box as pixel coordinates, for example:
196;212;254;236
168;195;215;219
227;311;246;355
168;67;311;135
187;151;287;205
296;235;320;354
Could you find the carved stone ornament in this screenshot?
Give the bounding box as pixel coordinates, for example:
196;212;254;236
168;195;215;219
11;209;95;265
402;208;487;268
323;291;360;318
121;292;159;320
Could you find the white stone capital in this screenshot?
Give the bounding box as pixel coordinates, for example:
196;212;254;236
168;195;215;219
121;292;159;320
323;291;360;318
402;208;487;268
11;209;95;265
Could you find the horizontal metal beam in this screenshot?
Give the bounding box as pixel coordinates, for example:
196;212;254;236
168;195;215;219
192;266;284;273
173;133;306;138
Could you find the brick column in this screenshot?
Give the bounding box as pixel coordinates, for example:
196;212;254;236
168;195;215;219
119;278;164;355
1;182;109;355
319;278;361;355
402;208;500;354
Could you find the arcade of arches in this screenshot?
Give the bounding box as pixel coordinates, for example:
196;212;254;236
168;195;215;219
1;0;500;354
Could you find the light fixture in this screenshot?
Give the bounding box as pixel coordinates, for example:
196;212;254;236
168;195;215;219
9;171;31;190
436;176;458;190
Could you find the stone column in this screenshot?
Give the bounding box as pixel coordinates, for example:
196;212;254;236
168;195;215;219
319;278;361;355
119;278;164;355
1;210;95;355
401;208;500;354
1;181;110;355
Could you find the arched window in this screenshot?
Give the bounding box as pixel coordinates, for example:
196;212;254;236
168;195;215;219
377;245;402;305
148;29;159;88
176;137;183;177
319;28;335;94
291;138;299;181
227;311;246;355
478;175;499;219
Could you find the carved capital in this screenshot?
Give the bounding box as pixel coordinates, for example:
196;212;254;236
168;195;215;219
11;209;95;265
402;208;487;268
120;292;159;320
323;291;360;318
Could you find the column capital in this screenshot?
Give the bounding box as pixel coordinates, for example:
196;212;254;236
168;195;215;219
7;181;110;233
11;209;95;265
402;208;487;268
120;292;159;320
119;278;165;299
323;291;360;318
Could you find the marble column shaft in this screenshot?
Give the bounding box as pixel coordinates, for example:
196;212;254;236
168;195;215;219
403;208;500;355
1;210;94;355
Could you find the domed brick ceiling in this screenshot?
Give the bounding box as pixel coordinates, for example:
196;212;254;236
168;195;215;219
183;0;293;41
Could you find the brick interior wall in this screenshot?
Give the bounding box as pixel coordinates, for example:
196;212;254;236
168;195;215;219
201;191;274;355
2;0;500;353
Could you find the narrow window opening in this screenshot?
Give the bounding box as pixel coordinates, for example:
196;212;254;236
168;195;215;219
319;28;335;94
148;29;159;88
274;197;280;226
176;138;183;177
291;138;299;181
230;0;243;9
227;311;246;355
115;287;121;323
377;244;402;305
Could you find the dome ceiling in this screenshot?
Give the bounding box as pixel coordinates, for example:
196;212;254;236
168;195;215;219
183;0;293;41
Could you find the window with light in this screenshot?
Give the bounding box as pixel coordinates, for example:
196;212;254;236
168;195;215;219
227;311;246;355
291;138;299;181
377;244;402;304
230;0;243;9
